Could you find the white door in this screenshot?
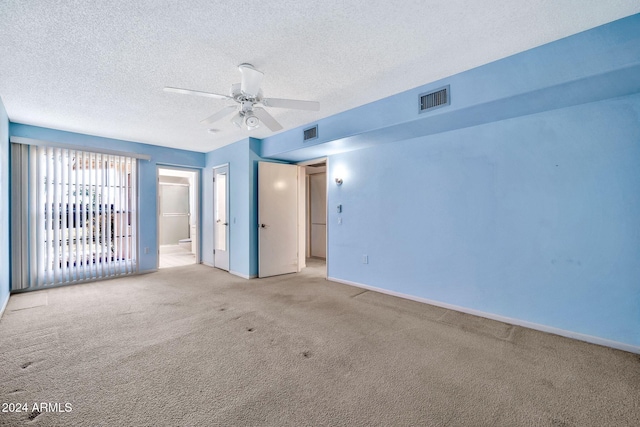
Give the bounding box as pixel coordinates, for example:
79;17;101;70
258;161;299;278
213;165;229;271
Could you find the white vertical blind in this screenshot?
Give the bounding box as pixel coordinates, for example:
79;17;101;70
45;147;53;284
16;145;139;288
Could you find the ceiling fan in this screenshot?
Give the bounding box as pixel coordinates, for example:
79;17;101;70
164;63;320;132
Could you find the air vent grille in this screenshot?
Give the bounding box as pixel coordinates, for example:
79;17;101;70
303;125;318;141
419;86;450;112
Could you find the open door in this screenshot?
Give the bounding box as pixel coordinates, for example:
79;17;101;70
213;165;229;271
258;161;299;278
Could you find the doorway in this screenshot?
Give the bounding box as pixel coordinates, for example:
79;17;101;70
301;159;327;276
304;161;327;259
157;167;199;269
256;158;328;278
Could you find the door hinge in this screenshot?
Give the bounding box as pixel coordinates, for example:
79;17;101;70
213;249;215;254
213;177;215;182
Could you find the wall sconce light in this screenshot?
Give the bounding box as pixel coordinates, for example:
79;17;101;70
335;177;343;186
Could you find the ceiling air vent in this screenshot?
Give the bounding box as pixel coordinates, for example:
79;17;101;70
303;125;318;142
419;85;450;113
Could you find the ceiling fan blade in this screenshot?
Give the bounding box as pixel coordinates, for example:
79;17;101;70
238;64;264;97
200;106;238;125
262;98;320;111
253;107;283;131
164;86;231;100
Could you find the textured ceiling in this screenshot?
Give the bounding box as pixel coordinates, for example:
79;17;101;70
1;1;639;153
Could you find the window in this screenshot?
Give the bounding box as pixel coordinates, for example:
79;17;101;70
11;143;138;289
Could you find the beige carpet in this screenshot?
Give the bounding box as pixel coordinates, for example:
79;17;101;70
0;260;639;426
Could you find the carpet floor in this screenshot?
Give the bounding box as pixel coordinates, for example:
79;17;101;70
0;260;639;426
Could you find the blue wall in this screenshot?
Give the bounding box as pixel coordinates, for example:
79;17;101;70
252;15;640;348
0;97;9;313
9;124;205;273
203;138;262;278
248;138;262;276
327;93;640;347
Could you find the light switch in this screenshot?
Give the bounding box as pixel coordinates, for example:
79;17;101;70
337;204;342;213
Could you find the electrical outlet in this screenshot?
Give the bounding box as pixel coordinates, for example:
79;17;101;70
338;217;342;225
362;255;368;264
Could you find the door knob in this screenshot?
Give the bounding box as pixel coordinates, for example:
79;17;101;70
223;222;228;226
260;224;266;228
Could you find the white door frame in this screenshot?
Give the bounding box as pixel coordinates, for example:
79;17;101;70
212;163;230;271
296;157;328;279
156;165;201;270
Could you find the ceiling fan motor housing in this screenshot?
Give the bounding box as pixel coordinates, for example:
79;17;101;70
240;100;254;112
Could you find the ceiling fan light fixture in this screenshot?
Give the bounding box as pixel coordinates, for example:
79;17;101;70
231;113;244;128
244;113;260;129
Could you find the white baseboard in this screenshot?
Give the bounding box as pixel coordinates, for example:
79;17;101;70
328;276;640;355
230;270;257;280
202;262;256;279
0;292;9;319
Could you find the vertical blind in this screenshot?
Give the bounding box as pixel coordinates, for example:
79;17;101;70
12;143;138;290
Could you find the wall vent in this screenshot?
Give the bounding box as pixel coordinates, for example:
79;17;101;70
303;125;318;142
419;85;450;113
